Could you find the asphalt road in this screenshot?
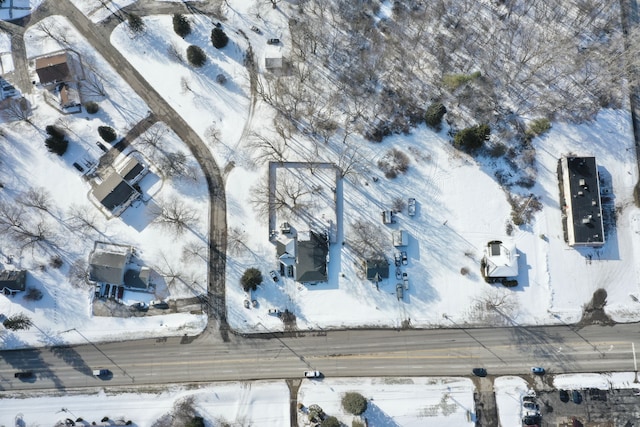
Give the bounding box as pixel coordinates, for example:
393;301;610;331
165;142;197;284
0;323;638;392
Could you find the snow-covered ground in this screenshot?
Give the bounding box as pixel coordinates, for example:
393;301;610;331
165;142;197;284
3;373;639;426
2;4;637;352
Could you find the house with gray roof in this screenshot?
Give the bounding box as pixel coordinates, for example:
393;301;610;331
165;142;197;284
295;230;329;284
0;270;26;295
91;154;148;217
89;243;132;285
364;258;389;282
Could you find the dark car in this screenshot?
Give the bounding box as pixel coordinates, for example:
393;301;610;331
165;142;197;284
531;366;545;375
559;389;569;402
72;162;85;172
267;38;280;44
132;302;148;312
522;415;541;426
96;141;108;152
152;301;170;309
270;270;279;282
572;390;582;404
401;251;408;265
14;371;34;380
472;368;487;377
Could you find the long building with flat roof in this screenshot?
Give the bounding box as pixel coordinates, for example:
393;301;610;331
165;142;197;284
559;156;605;247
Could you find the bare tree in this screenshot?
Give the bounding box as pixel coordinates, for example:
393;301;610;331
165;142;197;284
181;240;207;262
348;218;386;258
139;125;168;157
18;187;52;212
249;132;288;163
205;123;222;145
3;98;32;123
68;258;90;288
337;145;360;179
249;180;271;218
167;42;184;63
227;226;249;256
157;151;198;181
80;72;107;99
469;288;518;326
66;204;102;234
35;20;70;46
149;197;199;235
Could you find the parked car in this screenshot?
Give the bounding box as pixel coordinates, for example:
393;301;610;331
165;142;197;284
394;252;401;267
151;301;169;309
96;141;108;152
267;38;280;44
132;302;148;312
243;299;250;309
401;251;408;265
522;415;541;426
572;390;582;404
523;402;539;412
270;270;279;282
402;272;409;290
117;286;124;300
395;268;402;280
408;198;416;216
472;368;487;377
304;370;321;378
110;285;117;299
93;369;110;377
250;25;261;33
286;265;293;277
396;283;404;300
14;371;34;380
72;162;85;172
268;308;281;316
531;366;545;375
559;389;569;402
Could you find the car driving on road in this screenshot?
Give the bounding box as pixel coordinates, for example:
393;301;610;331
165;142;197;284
304;370;321;378
531;366;545;375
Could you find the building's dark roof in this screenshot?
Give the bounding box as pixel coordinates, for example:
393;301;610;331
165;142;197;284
123;162;144;182
93;174;139;212
0;270;26;292
35;53;71;85
365;258;389;281
123;268;149;289
563;156;604;246
295;231;328;283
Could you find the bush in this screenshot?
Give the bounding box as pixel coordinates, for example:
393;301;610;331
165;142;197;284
185;417;204;427
453;124;490;151
240;268;262;292
443;71;481;90
3;313;32;331
377;148;410;179
24;287;43;301
342;392;367;415
45;136;68;155
128;13;145;33
526;118;551;138
50;256;63;269
173;13;191;38
85;101;100;114
488;142;507;158
46;125;66;140
187;45;207;67
211;27;229;49
98;126;117;143
321;417;340;427
425;102;447;129
352;420;365;427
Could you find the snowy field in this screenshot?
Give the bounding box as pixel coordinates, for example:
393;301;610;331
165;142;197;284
0;0;636;352
3;373;638;426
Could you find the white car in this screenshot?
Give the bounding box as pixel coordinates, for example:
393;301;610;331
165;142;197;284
304;370;321;378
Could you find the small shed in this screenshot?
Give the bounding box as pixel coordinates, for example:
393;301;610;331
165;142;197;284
0;270;26;295
382;210;394;224
392;230;408;247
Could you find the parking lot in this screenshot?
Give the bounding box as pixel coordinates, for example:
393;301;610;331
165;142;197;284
536;388;640;426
